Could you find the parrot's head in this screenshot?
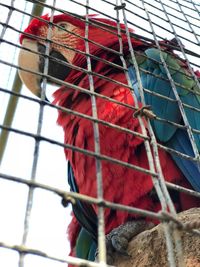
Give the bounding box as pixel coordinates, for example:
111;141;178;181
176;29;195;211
18;13;88;98
18;13;135;98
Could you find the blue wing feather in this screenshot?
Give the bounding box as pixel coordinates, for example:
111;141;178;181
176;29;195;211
68;162;97;241
129;49;182;142
128;48;200;192
76;227;97;261
166;129;200;192
181;94;200;151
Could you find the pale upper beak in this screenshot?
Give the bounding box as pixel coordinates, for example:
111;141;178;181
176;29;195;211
18;39;42;98
18;38;71;98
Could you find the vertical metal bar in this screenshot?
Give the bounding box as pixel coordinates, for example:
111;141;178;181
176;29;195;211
119;1;186;266
0;0;16;165
114;0;168;213
0;73;22;165
138;1;191;266
0;0;47;164
157;0;200;207
19;1;56;266
154;1;200;266
175;0;200;45
0;0;15;42
188;0;200;18
118;0;178;213
163;223;177;267
85;0;107;264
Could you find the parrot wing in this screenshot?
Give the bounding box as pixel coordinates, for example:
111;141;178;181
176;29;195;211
128;48;182;142
127;47;200;192
68;162;97;241
166;129;200;191
75;227;97;261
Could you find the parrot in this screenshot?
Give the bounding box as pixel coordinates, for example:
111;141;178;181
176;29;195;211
18;13;200;264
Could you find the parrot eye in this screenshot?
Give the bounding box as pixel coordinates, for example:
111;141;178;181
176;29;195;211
57;22;68;32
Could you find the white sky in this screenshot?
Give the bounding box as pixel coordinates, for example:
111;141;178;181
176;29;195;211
0;0;199;266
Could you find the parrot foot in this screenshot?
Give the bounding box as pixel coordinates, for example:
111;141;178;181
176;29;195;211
96;220;154;264
134;105;156;119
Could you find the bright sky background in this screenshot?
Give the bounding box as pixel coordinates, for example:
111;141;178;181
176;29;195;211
0;0;199;266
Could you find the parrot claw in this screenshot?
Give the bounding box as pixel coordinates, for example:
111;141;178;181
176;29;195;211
134;105;156;119
105;220;154;264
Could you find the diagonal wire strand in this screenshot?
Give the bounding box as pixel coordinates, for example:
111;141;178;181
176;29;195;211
0;1;200;267
84;1;107;264
18;1;56;267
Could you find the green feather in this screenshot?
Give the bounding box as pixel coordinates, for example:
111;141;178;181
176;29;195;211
76;228;96;261
128;48;200;145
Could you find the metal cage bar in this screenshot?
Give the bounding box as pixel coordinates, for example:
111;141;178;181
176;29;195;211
0;0;200;267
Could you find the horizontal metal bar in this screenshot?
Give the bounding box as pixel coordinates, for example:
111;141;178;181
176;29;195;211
0;124;156;176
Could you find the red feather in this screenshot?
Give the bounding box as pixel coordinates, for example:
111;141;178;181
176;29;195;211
21;13;199;261
51;15;197;233
31;14;197;232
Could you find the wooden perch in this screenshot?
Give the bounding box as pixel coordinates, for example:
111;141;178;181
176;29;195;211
112;208;200;267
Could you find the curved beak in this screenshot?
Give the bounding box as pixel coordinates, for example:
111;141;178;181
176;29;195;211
18;39;71;99
18;39;42;98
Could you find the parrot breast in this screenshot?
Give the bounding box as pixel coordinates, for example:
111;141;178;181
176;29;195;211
54;66;186;233
19;14;200;262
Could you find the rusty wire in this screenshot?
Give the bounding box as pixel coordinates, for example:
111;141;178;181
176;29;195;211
0;0;200;266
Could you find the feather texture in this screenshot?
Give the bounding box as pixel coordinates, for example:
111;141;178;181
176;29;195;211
20;14;200;263
128;48;200;192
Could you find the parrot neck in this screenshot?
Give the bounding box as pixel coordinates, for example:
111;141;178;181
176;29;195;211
53;17;144;109
53;36;136;105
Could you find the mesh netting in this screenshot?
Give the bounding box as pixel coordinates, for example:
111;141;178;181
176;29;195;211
0;0;200;266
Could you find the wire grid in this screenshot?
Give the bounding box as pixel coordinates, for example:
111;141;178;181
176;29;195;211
0;0;200;266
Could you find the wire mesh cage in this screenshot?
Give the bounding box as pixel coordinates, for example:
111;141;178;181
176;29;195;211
0;0;200;267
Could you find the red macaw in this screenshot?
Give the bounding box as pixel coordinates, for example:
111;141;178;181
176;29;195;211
18;13;199;264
